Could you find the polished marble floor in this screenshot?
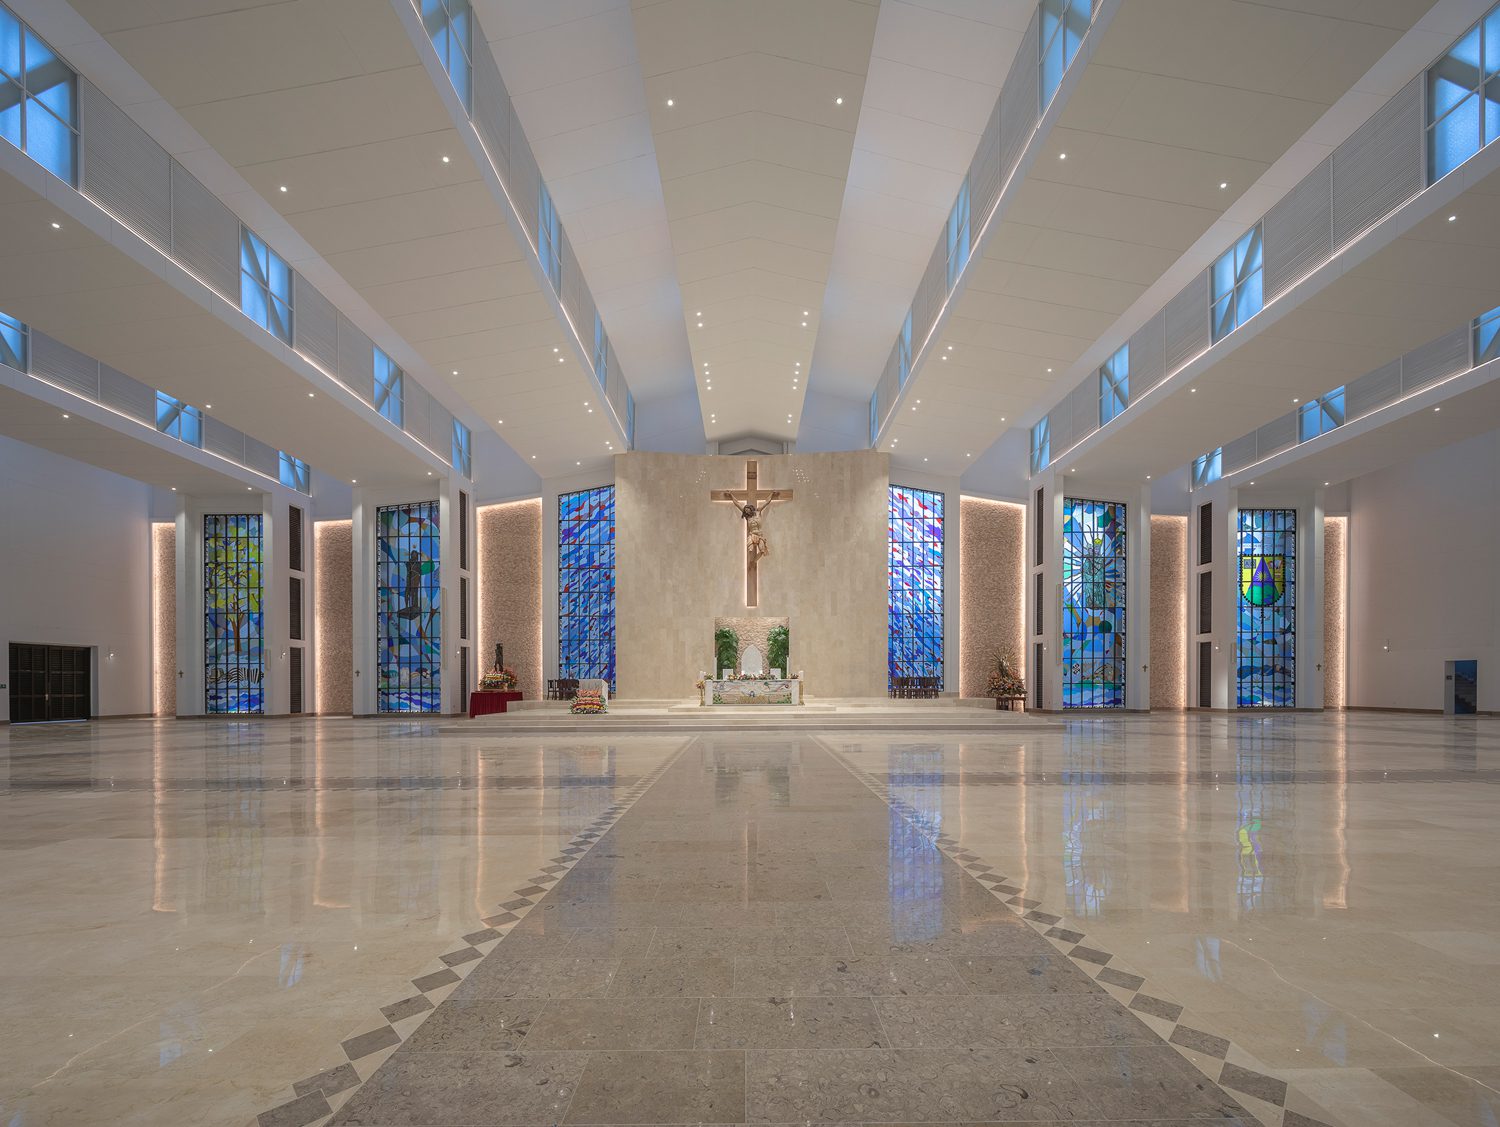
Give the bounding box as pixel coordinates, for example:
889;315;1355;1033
0;713;1495;1126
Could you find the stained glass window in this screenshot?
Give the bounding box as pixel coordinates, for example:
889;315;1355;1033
1236;508;1295;707
1426;7;1500;181
377;501;441;712
888;486;944;690
1211;224;1263;343
559;486;616;688
0;7;78;184
205;514;263;714
239;226;292;344
1062;498;1126;708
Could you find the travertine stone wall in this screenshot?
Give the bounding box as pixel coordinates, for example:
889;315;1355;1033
958;498;1025;698
1324;515;1346;709
152;523;176;717
315;520;352;715
1150;515;1187;710
479;500;542;700
616;451;888;699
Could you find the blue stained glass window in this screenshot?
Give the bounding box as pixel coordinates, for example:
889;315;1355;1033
239;227;292;344
1030;416;1051;475
559;486;616;689
421;0;472;111
1211;224;1263;343
0;10;76;184
278;452;309;493
888;486;944;691
155;391;202;448
377;501;441;712
0;308;27;370
205;514;264;714
1298;387;1345;443
1039;0;1091;111
1236;508;1295;707
451;418;471;478
1475;304;1500;364
1099;343;1129;424
1062;498;1125;708
373;347;404;427
1192;447;1223;487
946;176;971;287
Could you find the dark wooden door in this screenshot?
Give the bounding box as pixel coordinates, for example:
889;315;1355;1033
9;643;91;723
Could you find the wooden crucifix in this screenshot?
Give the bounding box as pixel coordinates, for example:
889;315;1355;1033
711;459;793;607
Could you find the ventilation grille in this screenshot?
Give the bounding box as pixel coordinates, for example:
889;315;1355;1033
293;275;338;376
1402;327;1468;393
1222;433;1259;476
1332;76;1422;250
998;12;1039;183
1346;357;1402;422
1264;156;1332;301
472;42;513;172
30;332;98;398
459;491;469;570
1164;271;1209;373
1198;570;1213;635
169;161;239;301
1034;571;1043;637
203;415;245;463
1033;488;1044;566
99;364;154;426
337;317;375;406
1034;642;1045;710
1198;503;1212;566
288;505;304;572
1255;413;1297;461
460;577;469;641
1198;641;1212;708
1128;310;1167;398
80;80;171;254
289;647;303;715
289;575;303;642
244;437;278;478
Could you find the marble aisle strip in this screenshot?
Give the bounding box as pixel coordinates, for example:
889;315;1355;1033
819;736;1334;1127
254;742;694;1127
328;735;1259;1127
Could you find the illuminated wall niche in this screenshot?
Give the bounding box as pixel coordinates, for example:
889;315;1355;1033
558;486;616;688
1236;508;1295;707
204;514;264;713
888;486;944;690
1062;498;1126;708
377;501;441;712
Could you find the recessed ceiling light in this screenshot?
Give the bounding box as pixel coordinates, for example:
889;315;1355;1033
171;486;177;491
452;369;459;375
1448;214;1457;222
427;471;433;476
558;357;565;363
1001;416;1005;421
1058;152;1067;160
1219;181;1228;190
835;96;843;105
697;322;703;328
666;98;675;107
441;155;450;163
498;419;503;424
279;185;288;193
1292;397;1299;403
1324;481;1330;486
803;310;809;316
531;454;536;459
576;461;581;466
941;355;947;360
966;452;971;457
308;392;314;398
1249;481;1255;485
946;345;953;351
247;486;253;491
61;413;69;419
1435;406;1441;412
50;221;60;229
351;478;357;484
1190;387;1197;393
801;321;807;327
695;311;701;317
1146;474;1152;479
553;347;559;353
1046;367;1053;373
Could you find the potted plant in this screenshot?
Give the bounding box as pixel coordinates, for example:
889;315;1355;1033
986;653;1026;710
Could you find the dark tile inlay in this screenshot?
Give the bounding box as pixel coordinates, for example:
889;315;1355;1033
292;1062;360;1099
1046;926;1085;944
1129;992;1184;1023
1169;1023;1232;1059
1220;1061;1289;1106
1070;945;1112;966
257;1090;332;1127
462;927;500;944
1096;966;1146;991
380;994;434;1023
340;1024;399;1062
439;945;481;967
411;968;460;992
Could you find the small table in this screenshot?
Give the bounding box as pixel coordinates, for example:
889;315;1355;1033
996;695;1026;711
470;691;522;718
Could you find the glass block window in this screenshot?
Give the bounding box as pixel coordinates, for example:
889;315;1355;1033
1475;304;1500;364
946;176;971;287
1192;447;1223;487
279;452;310;493
155;391;202;448
421;0;472;111
239;227;292;344
0;7;78;184
204;514;264;714
1099;343;1129;425
888;486;944;691
1237;508;1295;708
373;347;404;427
538;182;561;291
1427;8;1500;182
1030;416;1051;475
1298;387;1345;443
1211;224;1263;343
559;486;616;689
0;308;27;370
1040;0;1090;111
1062;498;1126;708
897;311;913;388
377;501;441;712
451;418;471;478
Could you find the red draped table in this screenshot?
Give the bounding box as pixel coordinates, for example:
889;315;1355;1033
469;691;522;718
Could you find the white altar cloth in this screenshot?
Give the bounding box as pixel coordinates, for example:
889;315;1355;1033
703;678;801;706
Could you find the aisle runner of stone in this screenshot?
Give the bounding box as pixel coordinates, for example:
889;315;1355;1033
312;736;1266;1126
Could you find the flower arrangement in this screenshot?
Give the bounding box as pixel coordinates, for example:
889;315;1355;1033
986;654;1026;699
571;688;606;715
480;666;518;692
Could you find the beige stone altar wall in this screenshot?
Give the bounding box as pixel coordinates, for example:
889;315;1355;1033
958;498;1025;698
314;520;353;715
1150;515;1188;710
616;451;889;699
478;500;543;701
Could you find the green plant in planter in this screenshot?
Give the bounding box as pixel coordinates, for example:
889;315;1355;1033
714;627;740;675
767;625;789;674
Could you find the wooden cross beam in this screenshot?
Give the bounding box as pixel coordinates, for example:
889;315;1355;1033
710;458;793;607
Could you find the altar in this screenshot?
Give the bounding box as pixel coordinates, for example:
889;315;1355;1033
702;677;802;706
